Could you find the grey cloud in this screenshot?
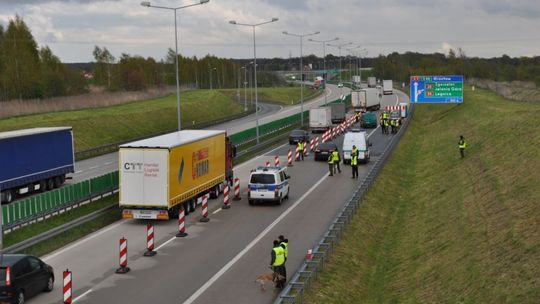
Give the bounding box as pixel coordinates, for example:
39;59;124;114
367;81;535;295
479;0;540;18
260;0;308;10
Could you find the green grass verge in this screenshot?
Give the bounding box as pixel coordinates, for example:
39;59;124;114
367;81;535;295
219;86;321;106
0;90;243;152
5;194;120;256
305;86;540;303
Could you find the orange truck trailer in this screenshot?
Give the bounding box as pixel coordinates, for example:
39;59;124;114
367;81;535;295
119;130;234;220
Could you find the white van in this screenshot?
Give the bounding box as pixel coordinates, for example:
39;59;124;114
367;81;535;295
342;130;371;164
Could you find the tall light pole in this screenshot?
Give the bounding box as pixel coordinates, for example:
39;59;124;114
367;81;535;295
230;17;279;144
327;42;352;96
209;67;217;90
243;66;248;111
309;37;339;106
141;0;210;131
238;66;246;111
345;45;363;84
282;31;319;126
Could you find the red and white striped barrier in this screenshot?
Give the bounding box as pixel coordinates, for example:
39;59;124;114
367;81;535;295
63;269;72;304
274;155;280;167
233;178;241;201
116;237;130;273
143;223;156;256
177;208;188;237
265;161;271;167
310;138;315;152
295;146;300;161
385;105;405;111
304;141;310;156
222;182;231;209
287;149;293;167
200;193;210;221
315;136;320;148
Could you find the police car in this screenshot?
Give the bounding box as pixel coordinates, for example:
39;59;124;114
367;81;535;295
248;166;290;205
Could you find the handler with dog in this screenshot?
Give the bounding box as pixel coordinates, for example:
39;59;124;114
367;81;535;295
270;240;287;288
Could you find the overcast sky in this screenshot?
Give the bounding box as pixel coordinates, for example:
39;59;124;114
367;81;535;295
0;0;539;63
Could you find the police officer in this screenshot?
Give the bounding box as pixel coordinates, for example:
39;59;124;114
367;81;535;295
332;149;341;174
297;140;305;161
351;145;359;179
383;118;390;134
328;150;335;176
278;235;288;280
390;119;396;134
458;135;467;158
380;115;386;134
270;240;286;288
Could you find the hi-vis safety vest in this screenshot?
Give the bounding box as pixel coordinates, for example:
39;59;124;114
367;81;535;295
272;246;285;266
383;112;389;119
298;142;304;151
327;154;334;164
384;119;389;126
332;150;340;162
351;154;358;166
459;140;467;149
280;242;288;258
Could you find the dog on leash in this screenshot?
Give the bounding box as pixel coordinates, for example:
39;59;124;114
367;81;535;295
255;272;285;291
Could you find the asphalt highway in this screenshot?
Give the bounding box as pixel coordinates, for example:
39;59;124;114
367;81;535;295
68;84;347;184
28;89;408;304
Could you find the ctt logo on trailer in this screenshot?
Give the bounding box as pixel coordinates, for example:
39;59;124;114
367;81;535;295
178;158;185;184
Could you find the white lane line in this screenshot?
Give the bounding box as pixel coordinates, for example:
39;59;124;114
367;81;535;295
72;289;93;303
105;161;114;165
88;166;98;170
155;235;178;251
42;220;125;262
234;143;288;170
212;208;222;215
181;173;329;304
75;170;82;174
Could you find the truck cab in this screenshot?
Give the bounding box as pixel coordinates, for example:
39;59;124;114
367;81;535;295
248;167;290;205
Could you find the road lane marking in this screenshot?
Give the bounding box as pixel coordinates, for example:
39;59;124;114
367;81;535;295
42;220;125;262
155;235;178;251
72;289;93;303
181;173;329;304
212;208;222;215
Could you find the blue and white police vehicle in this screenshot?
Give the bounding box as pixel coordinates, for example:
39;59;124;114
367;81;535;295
248;166;290;205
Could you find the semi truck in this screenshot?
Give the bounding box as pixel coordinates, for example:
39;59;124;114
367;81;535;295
351;89;380;112
383;80;393;95
309;107;332;133
330;103;346;124
367;77;376;88
119;130;235;220
0;127;75;203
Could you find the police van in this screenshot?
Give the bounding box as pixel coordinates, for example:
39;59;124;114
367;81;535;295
248;166;290;205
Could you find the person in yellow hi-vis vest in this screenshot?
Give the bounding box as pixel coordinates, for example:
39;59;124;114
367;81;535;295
458;135;467;158
297;140;305;161
270;240;286;288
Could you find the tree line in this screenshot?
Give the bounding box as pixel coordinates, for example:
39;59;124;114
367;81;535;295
372;50;540;86
0;16;87;101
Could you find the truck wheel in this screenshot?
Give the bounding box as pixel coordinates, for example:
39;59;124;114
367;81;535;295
46;178;54;191
276;195;282;205
183;201;190;216
2;190;14;204
54;176;62;188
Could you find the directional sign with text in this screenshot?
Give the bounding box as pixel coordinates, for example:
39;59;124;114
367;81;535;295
410;75;463;103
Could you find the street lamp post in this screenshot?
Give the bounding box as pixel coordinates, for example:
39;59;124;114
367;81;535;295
230;17;279;144
210;67;217;90
238;66;246;111
282;31;319;126
309;37;339;106
141;0;210;131
327;42;352;96
243;66;248;111
345;45;363;84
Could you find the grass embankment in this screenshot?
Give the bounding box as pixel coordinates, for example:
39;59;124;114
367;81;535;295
305;86;540;303
219;86;321;105
0;90;243;152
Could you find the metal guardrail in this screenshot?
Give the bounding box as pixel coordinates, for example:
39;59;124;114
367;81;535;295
274;103;415;304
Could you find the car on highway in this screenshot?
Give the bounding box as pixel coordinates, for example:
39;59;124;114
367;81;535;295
288;129;310;145
314;141;339;161
248;167;290;205
360;112;378;128
0;254;54;304
389;110;401;121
